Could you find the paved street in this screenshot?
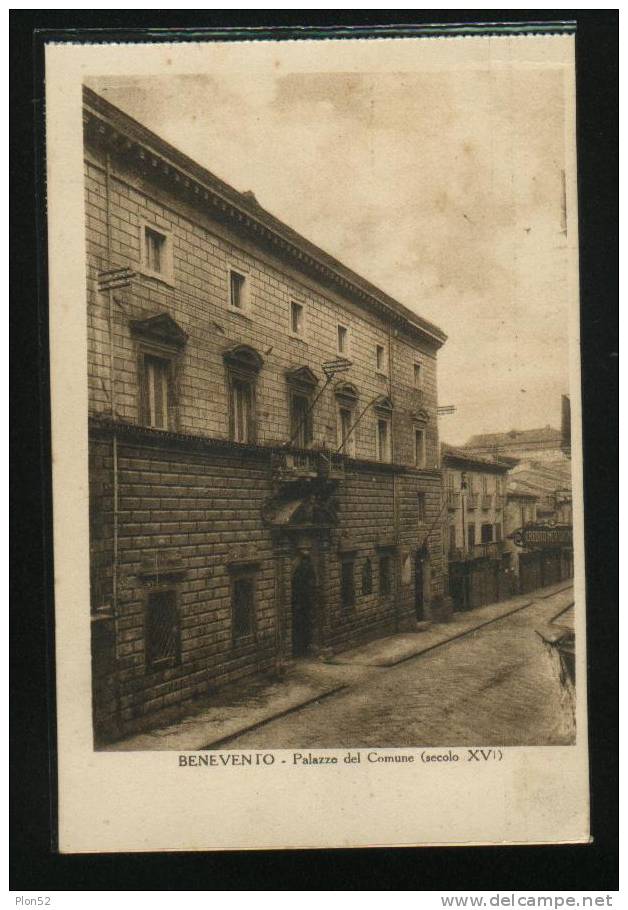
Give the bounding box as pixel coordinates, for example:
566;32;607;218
221;587;575;749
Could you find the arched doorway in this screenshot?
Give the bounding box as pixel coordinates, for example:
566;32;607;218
291;557;316;657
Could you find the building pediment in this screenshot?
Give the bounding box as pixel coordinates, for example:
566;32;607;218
411;407;429;425
374;395;394;413
130;312;188;348
222;342;264;372
334;380;359;403
286;365;319;388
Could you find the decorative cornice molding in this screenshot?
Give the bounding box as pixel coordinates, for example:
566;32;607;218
83;87;447;352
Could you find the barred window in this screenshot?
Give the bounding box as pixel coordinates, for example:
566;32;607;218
379;554;392;596
145;590;180;669
341;560;355;609
232;573;255;638
362;557;373;596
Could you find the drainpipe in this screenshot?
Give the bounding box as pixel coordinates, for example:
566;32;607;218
388;322;401;629
104;151;121;668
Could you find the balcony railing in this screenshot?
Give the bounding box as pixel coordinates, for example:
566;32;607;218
447;490;460;510
272;450;345;483
481;494;493;510
448;540;504;562
466;492;478;510
473;540;503;559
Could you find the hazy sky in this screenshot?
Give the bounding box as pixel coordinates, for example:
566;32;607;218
88;52;572;444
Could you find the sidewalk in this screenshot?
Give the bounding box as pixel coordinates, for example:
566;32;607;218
102;580;573;752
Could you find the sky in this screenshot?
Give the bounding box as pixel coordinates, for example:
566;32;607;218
87;53;573;445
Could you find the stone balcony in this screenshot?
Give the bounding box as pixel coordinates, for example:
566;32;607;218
271;449;345;485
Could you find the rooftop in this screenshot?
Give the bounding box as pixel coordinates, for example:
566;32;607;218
441;444;510;473
465;426;562;450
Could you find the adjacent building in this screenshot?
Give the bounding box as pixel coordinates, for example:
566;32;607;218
465;426;566;464
441;446;513;611
84;88;450;741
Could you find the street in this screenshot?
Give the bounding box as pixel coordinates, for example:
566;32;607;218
221;587;575;749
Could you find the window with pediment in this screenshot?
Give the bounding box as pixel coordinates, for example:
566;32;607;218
223;344;264;444
131;313;188;431
286;366;319;448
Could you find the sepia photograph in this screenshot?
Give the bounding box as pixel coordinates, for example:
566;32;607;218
45;30;590;852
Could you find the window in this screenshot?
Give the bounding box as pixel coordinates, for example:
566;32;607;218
449;525;457;552
379;554;392;596
145;590;179;669
413;362;422;389
376;344;387;373
145;227;165;272
376;418;391;463
495;523;502;542
417;493;426;524
232;573;255;638
229;269;247;311
231;378;254;443
414;429;426;467
337;323;349;355
290;301;305;337
467;474;475;494
362;558;373;596
481;523;493;543
482;475;488;494
224;344;263;444
141;225;173;283
291;392;312;448
141;354;171;430
341;560;355;609
337;405;354;456
467;523;475;550
447;472;455;492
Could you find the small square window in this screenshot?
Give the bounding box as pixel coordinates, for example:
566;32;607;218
144;227;165;273
376;344;386;373
413;362;422;389
290;301;305;336
417;493;426;524
337;324;349;355
232;574;255;638
230;270;246;310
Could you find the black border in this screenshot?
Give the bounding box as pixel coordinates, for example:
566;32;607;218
11;10;618;890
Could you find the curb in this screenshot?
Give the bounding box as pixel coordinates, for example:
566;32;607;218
377;599;535;667
199;684;349;750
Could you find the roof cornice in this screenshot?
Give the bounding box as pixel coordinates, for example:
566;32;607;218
83;86;447;351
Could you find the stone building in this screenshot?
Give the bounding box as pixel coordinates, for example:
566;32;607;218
84;88;449;741
441;446;512;611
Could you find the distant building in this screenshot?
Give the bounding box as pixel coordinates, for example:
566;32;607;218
561;394;571;457
465;426;566;464
441;445;513;611
503;479;573;594
508;460;572;525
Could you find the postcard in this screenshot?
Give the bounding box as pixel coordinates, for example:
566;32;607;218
45;28;589;852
